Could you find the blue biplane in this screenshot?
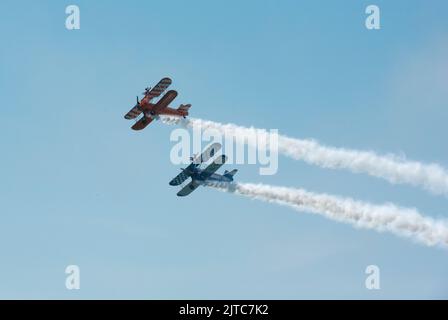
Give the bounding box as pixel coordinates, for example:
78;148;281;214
169;143;238;197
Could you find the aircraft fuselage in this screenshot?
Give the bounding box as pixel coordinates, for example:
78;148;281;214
191;168;234;184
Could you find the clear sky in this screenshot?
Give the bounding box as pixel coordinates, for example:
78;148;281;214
1;0;447;299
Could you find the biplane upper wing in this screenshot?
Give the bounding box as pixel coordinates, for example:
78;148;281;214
152;90;178;114
145;77;172;100
131;116;153;131
124;77;172;120
192;143;221;164
169;162;197;186
199;155;228;180
169;170;191;186
177;180;201;197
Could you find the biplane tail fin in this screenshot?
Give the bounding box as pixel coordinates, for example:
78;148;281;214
224;169;238;179
177;104;191;116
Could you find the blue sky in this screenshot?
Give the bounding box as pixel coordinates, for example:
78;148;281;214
0;0;447;299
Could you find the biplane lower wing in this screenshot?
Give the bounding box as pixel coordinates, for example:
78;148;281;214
152;90;178;114
177;180;200;197
131;116;154;131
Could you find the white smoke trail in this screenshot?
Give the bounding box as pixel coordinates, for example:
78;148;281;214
161;116;448;196
208;181;448;248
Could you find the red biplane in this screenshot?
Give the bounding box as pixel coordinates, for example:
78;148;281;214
124;77;191;130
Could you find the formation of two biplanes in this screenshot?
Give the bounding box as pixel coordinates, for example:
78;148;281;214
123;77;237;197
